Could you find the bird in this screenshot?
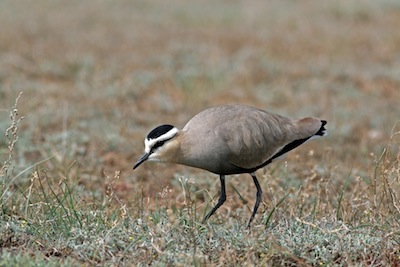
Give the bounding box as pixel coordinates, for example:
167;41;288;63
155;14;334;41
133;104;327;228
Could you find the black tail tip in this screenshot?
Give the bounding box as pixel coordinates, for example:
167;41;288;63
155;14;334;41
317;120;328;136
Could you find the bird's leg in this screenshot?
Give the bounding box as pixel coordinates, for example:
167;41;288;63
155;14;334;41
202;175;226;223
247;172;263;228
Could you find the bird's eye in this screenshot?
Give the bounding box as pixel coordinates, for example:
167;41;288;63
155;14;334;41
152;140;166;150
149;137;174;153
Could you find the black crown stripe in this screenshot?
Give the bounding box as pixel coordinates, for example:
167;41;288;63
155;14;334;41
147;124;175;139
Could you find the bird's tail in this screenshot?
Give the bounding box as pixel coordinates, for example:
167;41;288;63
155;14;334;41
315;120;327;137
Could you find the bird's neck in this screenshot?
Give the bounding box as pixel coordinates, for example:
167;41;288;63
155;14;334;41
158;135;185;164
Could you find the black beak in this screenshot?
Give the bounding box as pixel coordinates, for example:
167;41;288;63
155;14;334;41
133;153;150;170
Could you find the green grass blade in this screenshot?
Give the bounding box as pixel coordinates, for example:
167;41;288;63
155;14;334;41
265;192;289;229
336;168;352;221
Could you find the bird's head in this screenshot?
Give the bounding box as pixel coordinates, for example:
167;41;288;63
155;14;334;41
133;124;179;169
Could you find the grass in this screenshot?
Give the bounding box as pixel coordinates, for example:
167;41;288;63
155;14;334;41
1;0;400;265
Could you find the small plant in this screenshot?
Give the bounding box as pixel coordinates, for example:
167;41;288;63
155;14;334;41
1;92;24;215
371;123;400;227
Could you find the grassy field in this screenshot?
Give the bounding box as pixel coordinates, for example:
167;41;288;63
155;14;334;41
1;0;400;265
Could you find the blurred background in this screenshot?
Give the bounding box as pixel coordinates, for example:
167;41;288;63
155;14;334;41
1;0;399;208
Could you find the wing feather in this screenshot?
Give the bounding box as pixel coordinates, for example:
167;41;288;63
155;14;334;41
217;108;293;169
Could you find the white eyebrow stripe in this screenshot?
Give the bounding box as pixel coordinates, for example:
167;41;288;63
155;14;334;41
144;127;179;153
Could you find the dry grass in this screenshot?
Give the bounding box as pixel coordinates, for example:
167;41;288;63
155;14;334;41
1;0;400;265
